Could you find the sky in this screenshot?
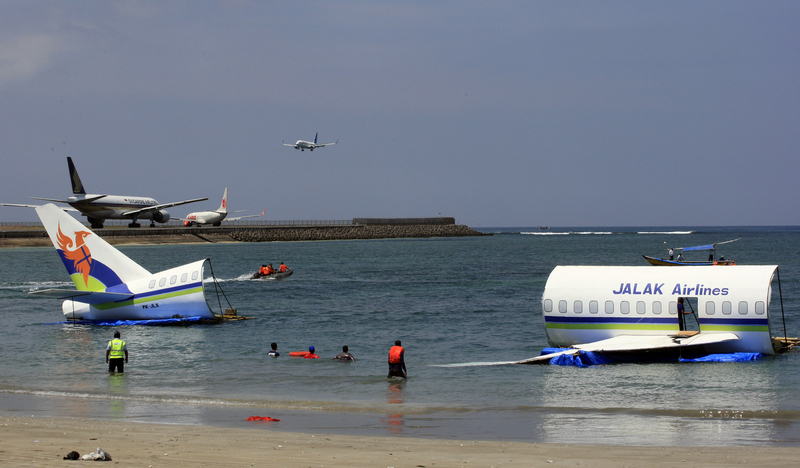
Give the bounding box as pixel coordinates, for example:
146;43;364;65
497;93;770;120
1;1;798;227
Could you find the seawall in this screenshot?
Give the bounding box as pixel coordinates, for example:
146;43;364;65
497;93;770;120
0;221;489;248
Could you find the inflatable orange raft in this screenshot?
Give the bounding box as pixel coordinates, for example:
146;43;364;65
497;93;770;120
289;351;309;357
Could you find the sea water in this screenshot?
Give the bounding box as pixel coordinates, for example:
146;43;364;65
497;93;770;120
1;226;799;446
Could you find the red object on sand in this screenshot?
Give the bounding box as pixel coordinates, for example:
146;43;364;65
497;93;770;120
289;351;309;357
246;416;280;422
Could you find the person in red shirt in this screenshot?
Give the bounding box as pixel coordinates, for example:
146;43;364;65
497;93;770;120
279;262;288;273
304;346;320;359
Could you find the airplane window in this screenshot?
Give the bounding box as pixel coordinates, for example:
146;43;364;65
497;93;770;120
573;301;582;314
738;301;748;315
620;301;630;314
159;277;166;287
605;301;614;314
722;301;732;315
543;299;552;313
755;301;765;315
668;301;677;315
192;271;199;281
636;301;646;314
170;275;177;285
706;302;715;315
181;273;188;283
652;301;662;314
589;300;598;314
558;300;567;313
148;280;156;289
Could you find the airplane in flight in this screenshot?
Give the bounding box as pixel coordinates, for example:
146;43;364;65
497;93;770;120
282;132;338;151
178;188;266;226
2;157;206;228
29;203;219;322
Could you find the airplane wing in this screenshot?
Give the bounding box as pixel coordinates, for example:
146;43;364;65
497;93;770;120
31;195;108;204
283;143;298;148
515;333;740;364
227;208;266;222
315;140;338;148
2;203;79;212
122;197;207;217
30;289;134;305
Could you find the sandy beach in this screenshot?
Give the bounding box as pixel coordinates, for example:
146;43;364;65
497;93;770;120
2;416;799;468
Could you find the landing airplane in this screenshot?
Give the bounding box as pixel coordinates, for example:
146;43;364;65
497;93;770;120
29;203;218;322
282;132;337;151
2;157;207;228
178;188;265;226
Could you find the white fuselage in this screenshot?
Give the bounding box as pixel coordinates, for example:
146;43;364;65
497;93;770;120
62;259;215;321
542;265;778;355
67;194;165;221
183;210;226;226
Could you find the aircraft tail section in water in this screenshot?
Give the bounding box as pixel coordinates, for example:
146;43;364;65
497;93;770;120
36;204;150;291
33;203;217;322
67;157;86;195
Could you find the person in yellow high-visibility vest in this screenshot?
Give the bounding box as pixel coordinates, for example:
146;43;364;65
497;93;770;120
106;331;129;373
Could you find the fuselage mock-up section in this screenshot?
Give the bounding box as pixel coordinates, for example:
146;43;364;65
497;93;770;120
539;265;779;359
32;203;217;322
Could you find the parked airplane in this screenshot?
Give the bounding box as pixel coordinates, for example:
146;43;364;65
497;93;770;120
2;157;207;228
178;188;265;226
30;203;219;322
282;132;337;151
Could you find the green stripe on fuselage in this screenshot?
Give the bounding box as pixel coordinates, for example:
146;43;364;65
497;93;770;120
92;287;204;310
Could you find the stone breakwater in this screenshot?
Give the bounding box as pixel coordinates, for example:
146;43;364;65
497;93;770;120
230;224;490;242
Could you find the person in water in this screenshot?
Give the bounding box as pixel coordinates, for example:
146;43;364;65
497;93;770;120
304;346;320;359
268;342;280;358
387;340;406;378
332;345;355;362
106;331;128;373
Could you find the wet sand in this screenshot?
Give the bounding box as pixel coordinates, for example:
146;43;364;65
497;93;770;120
2;415;798;467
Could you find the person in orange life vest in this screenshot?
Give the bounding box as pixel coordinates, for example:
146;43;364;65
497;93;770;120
304;346;320;359
265;264;275;275
388;340;406;378
279;262;288;273
259;265;269;276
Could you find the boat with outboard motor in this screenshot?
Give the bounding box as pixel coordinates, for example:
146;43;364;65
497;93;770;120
251;269;293;280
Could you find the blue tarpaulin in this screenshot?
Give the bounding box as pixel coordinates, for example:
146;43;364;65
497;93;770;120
540;348;763;366
51;316;210;326
679;353;763;363
681;244;715;252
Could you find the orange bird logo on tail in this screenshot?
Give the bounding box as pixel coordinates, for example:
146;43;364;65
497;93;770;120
57;224;93;288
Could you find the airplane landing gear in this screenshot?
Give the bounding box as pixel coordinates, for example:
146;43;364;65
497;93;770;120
150;221;156;228
87;217;105;229
128;222;141;228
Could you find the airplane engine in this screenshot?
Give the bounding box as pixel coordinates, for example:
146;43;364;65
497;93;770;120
152;210;170;223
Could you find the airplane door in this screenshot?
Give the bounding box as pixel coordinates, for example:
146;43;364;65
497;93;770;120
674;297;700;332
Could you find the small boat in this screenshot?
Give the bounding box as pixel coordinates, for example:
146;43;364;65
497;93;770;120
251;268;293;280
539;226;551;230
642;256;734;266
644;238;739;266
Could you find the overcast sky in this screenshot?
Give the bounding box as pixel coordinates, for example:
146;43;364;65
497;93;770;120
1;1;797;227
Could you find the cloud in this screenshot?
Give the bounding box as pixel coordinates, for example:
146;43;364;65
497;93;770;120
0;33;67;87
